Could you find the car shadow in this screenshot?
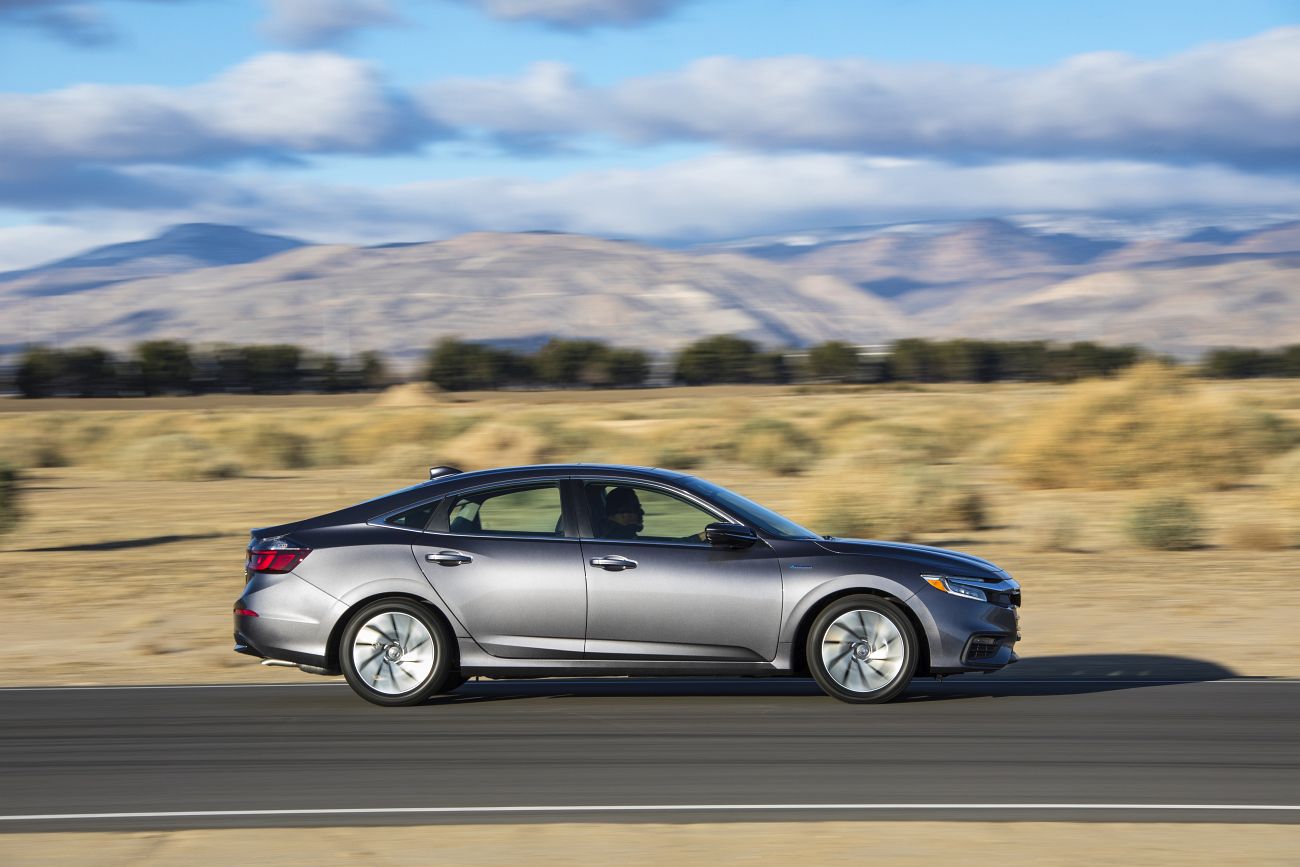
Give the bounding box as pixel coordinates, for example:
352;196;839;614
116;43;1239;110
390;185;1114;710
421;654;1242;705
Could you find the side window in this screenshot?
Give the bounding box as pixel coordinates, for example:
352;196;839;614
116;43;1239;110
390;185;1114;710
384;500;438;530
447;483;563;537
585;482;717;544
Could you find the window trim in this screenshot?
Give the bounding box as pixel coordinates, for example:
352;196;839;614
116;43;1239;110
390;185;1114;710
573;476;739;547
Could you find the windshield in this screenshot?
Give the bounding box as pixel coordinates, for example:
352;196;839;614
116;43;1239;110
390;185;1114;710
687;479;818;540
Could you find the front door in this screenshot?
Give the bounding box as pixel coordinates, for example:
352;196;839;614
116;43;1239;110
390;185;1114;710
413;481;586;658
578;480;783;661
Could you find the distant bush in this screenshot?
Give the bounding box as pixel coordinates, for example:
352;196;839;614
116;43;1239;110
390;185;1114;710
733;418;819;475
1125;495;1204;550
674;335;788;385
112;434;244;481
0;462;22;537
794;460;989;540
1008;363;1297;490
240;424;313;470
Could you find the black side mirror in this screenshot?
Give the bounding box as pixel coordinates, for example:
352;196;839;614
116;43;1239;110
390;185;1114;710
705;522;758;549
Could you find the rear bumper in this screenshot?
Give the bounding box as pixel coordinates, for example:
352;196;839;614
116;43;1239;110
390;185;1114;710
233;572;343;672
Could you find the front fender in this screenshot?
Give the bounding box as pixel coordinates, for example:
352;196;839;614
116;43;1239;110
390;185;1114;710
778;572;939;670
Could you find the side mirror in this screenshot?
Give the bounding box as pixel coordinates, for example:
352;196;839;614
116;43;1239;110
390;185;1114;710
705;522;758;549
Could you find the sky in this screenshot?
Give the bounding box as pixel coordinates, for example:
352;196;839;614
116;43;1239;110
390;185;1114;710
1;0;1299;269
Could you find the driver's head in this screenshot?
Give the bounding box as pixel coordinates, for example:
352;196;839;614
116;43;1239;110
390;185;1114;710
605;486;644;532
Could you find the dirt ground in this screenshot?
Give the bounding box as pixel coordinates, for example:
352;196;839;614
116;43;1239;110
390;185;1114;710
2;822;1297;866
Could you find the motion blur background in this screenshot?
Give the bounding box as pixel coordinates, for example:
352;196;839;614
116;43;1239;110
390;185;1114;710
0;1;1298;863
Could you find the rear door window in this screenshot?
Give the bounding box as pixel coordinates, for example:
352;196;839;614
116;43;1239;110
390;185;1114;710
445;483;564;537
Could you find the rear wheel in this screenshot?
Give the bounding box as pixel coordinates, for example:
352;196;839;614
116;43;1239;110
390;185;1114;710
339;599;456;707
806;595;917;704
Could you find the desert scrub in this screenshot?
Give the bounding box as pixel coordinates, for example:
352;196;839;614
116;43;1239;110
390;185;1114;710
111;434;244;481
1125;495;1204;550
732;418;819;475
792;459;990;540
1008;363;1296;490
444;422;547;469
0;462;21;536
236;422;313;470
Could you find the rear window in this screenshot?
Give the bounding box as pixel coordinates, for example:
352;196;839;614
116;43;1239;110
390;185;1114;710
384;500;438;530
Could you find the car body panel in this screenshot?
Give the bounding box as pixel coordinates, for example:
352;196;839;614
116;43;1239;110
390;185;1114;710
581;538;783;661
413;533;587;658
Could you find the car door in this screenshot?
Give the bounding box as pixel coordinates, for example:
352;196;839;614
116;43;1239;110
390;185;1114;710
412;480;587;659
578;479;783;661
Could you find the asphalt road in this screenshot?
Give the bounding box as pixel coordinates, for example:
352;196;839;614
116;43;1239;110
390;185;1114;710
0;675;1297;832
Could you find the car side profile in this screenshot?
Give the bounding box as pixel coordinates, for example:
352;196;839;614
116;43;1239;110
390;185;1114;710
234;464;1020;705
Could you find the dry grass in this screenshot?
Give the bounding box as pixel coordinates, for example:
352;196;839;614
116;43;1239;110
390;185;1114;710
1007;363;1297;490
0;378;1299;685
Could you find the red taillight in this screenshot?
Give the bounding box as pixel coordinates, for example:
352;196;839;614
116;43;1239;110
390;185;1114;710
246;548;311;574
233;608;259;617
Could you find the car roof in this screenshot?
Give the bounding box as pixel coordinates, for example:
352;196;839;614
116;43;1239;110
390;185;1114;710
437;463;691;486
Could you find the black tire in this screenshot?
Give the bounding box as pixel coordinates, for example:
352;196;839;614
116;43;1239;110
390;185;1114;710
806;595;917;704
339;598;457;707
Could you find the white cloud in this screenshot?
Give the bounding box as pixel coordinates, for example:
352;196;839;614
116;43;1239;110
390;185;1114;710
457;0;687;29
421;27;1300;169
260;0;398;47
0;52;439;204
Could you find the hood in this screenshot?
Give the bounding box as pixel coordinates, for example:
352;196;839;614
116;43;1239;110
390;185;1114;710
814;538;1006;579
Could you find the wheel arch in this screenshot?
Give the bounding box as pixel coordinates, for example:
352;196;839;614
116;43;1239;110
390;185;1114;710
789;587;932;678
325;592;460;674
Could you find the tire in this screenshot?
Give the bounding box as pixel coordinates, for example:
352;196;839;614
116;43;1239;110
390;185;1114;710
339;598;457;707
806;595;917;704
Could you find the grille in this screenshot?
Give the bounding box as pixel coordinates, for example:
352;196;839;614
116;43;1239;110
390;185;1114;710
965;643;1000;661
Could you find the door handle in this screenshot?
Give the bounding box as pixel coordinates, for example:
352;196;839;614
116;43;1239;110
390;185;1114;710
427;550;473;566
590;555;637;571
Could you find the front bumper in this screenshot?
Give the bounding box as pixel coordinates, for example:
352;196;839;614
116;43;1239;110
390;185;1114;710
919;589;1021;674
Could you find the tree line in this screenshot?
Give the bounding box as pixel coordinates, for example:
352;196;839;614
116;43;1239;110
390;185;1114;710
9;341;388;397
7;336;1300;397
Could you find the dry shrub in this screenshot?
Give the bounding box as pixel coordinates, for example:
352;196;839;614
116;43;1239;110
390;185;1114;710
1029;510;1082;552
236;423;313;470
792;458;990;540
1125;494;1204;550
334;410;450;466
0;429;67;468
1223;521;1293;551
733;418;819;475
371;382;440;408
1008;363;1296;490
1272;448;1300;514
371;443;459;480
110;434;244;481
444;422;546;469
0;461;21;537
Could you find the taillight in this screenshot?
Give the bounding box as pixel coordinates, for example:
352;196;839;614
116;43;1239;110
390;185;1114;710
246;546;311;574
233;608;259;617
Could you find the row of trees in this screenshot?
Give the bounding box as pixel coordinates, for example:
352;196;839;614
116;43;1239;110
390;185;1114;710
11;342;388;398
8;337;1300;397
1201;346;1300;379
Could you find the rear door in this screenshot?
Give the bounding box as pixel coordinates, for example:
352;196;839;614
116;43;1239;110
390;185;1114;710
577;479;783;661
413;480;587;658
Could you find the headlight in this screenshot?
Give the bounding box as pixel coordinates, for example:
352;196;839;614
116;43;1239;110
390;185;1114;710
922;574;988;602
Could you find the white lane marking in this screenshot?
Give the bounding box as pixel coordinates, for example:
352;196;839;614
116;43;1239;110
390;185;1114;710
0;678;1297;692
0;804;1297;822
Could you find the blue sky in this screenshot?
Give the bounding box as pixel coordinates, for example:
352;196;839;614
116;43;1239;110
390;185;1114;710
1;0;1298;267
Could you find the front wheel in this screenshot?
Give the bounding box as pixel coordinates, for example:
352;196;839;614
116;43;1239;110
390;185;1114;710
806;595;917;704
339;599;457;707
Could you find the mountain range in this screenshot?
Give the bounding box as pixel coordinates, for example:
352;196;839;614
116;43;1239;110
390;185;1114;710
1;217;1297;359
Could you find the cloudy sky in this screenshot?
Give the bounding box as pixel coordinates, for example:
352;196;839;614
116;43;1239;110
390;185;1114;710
2;0;1299;268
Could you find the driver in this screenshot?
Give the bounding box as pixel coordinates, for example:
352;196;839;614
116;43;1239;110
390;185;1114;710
603;486;644;539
